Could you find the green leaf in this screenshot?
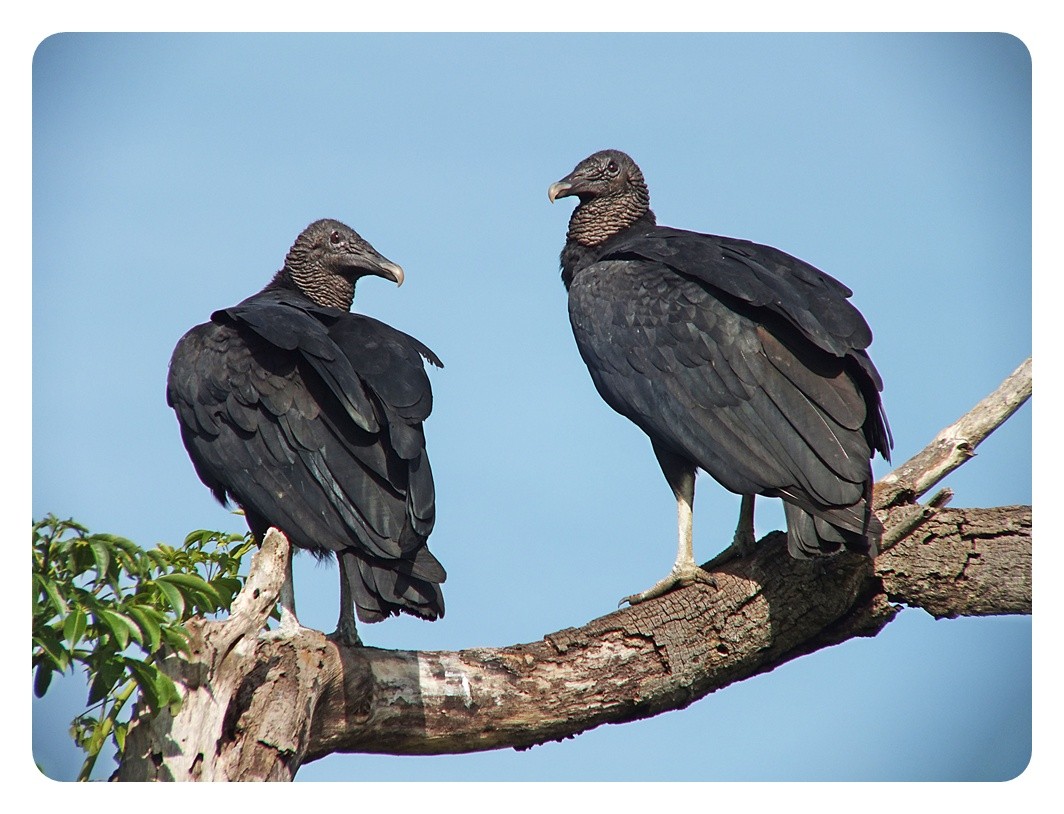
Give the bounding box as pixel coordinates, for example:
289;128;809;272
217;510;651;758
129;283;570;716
63;606;87;648
90;532;136;548
84;715;114;758
113;721;128;754
154;580;185;617
125;660;162;710
160;625;191;654
210;576;242;608
154;669;182;713
70;714;96;750
127;606;163;653
157;572;218;595
87;658;124;706
96;609;141;649
32;515;256;775
157;572;224;611
144;547;169;571
88;538;111;579
35;573;69;617
34;663;54;697
33;629;70;672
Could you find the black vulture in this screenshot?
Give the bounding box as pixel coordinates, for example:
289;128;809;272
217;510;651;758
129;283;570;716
167;218;445;643
549;150;892;606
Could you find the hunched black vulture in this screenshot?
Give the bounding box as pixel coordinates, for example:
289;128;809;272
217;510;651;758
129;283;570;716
167;218;445;643
549;150;892;606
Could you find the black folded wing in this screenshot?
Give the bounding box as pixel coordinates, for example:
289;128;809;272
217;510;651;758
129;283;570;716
568;228;891;556
167;289;444;621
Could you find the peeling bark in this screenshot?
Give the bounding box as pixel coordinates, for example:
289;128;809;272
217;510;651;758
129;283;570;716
116;358;1032;780
876;505;1031;618
116;532;336;781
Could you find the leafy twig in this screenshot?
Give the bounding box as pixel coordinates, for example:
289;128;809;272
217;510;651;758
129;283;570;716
31;516;255;780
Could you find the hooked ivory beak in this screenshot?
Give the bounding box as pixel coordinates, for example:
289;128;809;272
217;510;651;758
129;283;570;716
379;261;405;287
548;181;573;203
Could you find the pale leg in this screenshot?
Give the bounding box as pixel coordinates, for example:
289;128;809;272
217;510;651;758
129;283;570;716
621;445;715;606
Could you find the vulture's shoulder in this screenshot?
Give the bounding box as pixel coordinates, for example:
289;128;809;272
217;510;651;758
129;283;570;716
594;226;874;357
328;313;442;425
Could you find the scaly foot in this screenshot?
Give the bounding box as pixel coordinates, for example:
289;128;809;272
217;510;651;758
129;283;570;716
700;520;758;571
620;562;717;607
326;621;363;648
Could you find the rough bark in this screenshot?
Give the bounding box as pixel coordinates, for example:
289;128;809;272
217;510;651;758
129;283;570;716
117;530;337;781
116;358;1032;780
876;504;1031;618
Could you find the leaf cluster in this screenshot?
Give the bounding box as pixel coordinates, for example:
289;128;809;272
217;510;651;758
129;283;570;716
32;516;254;780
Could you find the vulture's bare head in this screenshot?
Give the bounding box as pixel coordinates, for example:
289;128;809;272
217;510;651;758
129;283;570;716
549;150;651;246
548;149;646;203
284;219;404;310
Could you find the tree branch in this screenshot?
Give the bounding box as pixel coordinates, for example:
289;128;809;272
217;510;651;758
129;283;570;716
874;357;1032;509
117;358;1032;779
307;504;1029;759
117;530;334;781
876;504;1031;618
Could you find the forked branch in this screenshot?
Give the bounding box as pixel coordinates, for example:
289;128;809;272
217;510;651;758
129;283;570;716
117;358;1032;779
874;357;1032;509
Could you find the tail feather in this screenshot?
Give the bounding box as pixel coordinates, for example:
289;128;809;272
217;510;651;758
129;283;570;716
783;499;881;559
347;548;445;623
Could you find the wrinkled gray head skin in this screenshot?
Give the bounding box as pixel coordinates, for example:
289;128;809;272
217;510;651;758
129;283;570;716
548;149;652;247
282;218;404;310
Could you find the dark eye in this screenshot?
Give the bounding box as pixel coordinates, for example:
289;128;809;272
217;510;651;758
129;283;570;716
606;160;619;175
330;230;342;245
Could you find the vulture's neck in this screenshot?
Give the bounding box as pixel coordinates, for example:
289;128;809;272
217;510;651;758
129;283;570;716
561;203;657;290
264;267;355;312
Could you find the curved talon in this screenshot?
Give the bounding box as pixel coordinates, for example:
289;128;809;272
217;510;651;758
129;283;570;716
620;564;716;607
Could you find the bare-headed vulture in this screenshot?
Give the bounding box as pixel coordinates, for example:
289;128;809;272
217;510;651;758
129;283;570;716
167;219;445;643
549;150;892;606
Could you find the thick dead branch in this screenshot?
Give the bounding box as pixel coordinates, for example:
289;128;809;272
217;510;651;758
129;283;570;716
117;359;1032;779
874;357;1032;509
876;504;1031;617
308;503;1030;759
116;530;334;781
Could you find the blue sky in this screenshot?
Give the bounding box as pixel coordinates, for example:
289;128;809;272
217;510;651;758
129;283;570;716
28;31;1034;790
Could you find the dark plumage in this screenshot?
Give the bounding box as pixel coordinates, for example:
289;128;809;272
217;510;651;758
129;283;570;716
549;150;891;605
167;219;445;642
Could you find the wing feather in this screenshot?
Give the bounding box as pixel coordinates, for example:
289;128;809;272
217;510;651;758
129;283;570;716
568;259;878;513
166;289;444;622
